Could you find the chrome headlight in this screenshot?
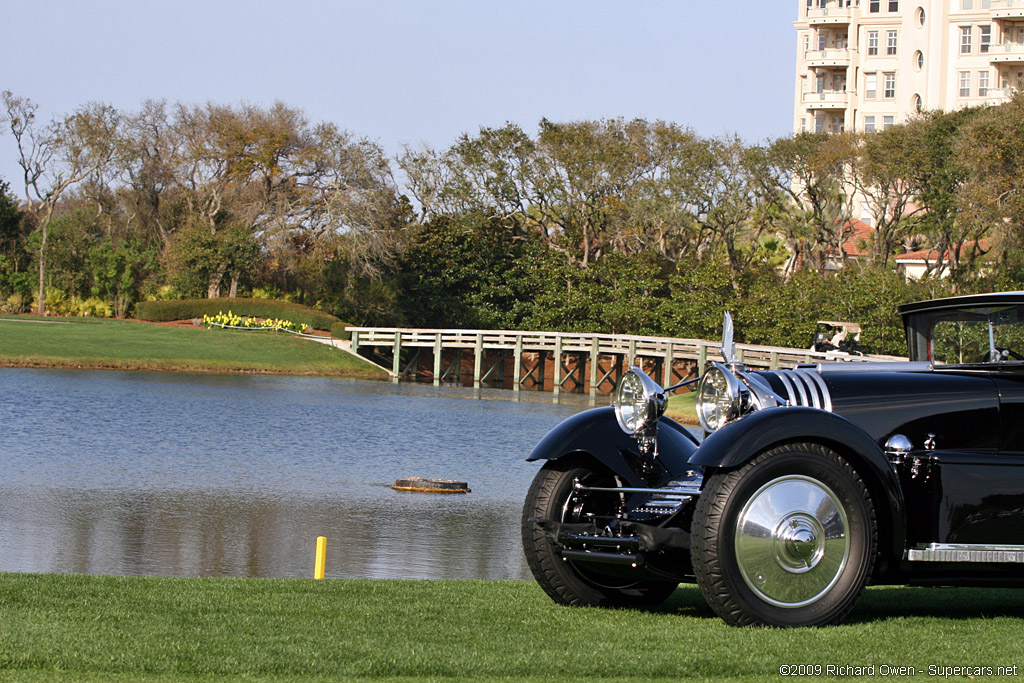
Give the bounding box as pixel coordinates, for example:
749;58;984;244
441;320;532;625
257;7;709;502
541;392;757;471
697;362;745;432
613;367;666;436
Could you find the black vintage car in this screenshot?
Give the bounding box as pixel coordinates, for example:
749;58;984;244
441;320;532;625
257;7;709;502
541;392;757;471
521;292;1024;627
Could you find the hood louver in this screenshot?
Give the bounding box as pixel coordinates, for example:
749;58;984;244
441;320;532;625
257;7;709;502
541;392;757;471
769;369;833;412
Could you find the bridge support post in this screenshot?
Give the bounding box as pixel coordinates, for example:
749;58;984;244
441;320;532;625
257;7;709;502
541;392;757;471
663;342;675;387
433;333;442;385
473;333;484;387
392;331;402;379
553;337;563;394
513;335;523;392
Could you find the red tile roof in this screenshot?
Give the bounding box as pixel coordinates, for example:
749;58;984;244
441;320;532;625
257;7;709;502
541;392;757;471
895;239;991;264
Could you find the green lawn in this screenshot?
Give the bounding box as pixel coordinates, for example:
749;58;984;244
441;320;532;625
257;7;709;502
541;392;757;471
666;388;698;424
0;315;385;379
0;573;1021;681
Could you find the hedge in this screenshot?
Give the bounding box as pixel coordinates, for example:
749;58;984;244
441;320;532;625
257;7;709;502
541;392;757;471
135;298;340;332
330;322;354;340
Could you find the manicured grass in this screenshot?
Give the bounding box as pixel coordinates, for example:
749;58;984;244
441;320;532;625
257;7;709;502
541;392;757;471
0;315;385;379
666;388;698;424
1;574;1022;681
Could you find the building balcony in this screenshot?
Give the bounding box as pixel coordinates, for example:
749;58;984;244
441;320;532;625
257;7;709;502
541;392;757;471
986;86;1018;103
991;0;1024;19
989;42;1024;63
805;48;855;67
802;90;852;109
805;6;854;25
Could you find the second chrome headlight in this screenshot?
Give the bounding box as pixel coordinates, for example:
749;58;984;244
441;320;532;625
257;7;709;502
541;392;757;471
697;362;744;432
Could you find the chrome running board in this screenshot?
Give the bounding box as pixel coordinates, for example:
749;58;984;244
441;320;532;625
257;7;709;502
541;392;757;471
907;543;1024;563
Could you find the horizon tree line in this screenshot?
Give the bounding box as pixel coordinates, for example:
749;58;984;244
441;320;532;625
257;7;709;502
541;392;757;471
3;90;1024;354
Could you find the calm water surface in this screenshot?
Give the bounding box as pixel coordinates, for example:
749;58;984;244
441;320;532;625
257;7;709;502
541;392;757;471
0;368;602;580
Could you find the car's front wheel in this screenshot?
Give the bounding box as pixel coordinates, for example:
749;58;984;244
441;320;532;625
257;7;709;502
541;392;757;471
521;457;678;608
691;443;876;627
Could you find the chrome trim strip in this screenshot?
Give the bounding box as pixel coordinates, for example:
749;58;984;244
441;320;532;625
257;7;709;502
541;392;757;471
777;371;798;406
796;370;822;409
798;369;833;412
805;361;933;373
788;371;810;406
907;543;1024;563
577;484;702;497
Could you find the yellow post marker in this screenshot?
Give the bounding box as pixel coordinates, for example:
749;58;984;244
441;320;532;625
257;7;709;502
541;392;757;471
314;536;327;580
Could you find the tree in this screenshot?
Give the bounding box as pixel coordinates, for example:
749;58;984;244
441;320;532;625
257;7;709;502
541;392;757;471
3;92;120;314
953;93;1024;278
0;179;29;298
901;107;986;284
848;125;922;267
86;238;157;318
753;133;857;275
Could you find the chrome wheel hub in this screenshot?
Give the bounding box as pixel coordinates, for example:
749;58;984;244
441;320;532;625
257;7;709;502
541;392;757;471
734;475;850;608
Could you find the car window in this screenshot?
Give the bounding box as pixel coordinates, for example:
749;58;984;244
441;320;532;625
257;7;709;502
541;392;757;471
928;305;1024;364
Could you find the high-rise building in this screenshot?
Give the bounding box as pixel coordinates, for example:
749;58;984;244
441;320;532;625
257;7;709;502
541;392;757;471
794;0;1024;135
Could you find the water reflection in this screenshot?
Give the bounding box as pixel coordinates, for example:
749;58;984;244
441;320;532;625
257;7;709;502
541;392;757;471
0;369;597;579
0;487;529;579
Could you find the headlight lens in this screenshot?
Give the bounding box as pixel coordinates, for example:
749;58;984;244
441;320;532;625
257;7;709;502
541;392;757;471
614;368;665;436
697;363;743;432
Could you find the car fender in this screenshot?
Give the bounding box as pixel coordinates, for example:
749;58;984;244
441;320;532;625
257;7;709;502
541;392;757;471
527;406;699;486
689;406;906;559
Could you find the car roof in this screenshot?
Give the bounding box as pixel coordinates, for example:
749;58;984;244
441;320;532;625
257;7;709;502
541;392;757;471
897;291;1024;318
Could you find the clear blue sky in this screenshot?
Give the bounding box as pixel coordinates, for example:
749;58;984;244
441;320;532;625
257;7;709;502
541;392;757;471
1;0;796;193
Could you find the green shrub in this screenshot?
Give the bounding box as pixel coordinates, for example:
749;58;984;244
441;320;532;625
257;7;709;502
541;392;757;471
135;298;339;331
330;321;355;340
2;293;27;314
79;297;113;318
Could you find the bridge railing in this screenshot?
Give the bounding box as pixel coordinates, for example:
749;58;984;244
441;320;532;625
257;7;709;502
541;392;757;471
345;327;905;390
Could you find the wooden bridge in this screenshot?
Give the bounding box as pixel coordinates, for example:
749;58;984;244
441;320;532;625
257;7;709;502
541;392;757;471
346;327;902;394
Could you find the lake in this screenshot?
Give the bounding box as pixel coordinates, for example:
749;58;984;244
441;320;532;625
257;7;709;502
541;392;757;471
0;368;601;580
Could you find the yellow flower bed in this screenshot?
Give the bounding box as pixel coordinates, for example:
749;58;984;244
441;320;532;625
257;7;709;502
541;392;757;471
203;311;306;333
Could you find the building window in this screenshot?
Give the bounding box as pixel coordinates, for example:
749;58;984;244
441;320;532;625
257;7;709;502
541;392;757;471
801;118;807;133
914;50;924;71
883;115;895;130
980;25;991;53
884;72;896;98
913;93;923;111
961;0;973;8
887;30;898;55
979;70;990;96
864;115;876;132
818;32;827;51
869;0;880;12
889;0;898;10
815;117;825;133
960;70;972;97
868;30;879;55
960;26;972;54
916;7;926;26
982;0;991;8
831;116;845;134
866;73;877;98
